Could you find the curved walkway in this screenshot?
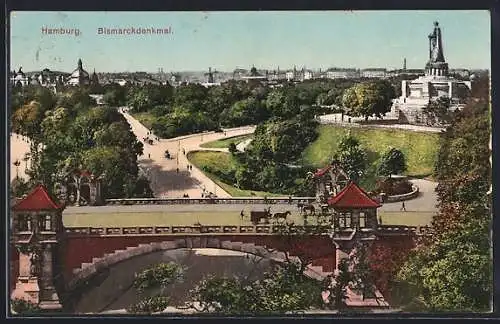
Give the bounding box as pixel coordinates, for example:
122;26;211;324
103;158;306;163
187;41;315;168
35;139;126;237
119;108;256;198
379;178;438;212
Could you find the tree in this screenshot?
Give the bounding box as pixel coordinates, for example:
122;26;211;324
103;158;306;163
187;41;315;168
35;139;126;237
337;134;367;182
396;219;491;312
422;96;453;126
395;96;491;312
342;81;395;120
127;88;151;112
127;262;185;314
377;147;407;177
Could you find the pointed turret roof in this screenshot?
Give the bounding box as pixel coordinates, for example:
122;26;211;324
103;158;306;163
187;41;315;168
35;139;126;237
12;184;62;211
327;181;381;209
313;165;332;178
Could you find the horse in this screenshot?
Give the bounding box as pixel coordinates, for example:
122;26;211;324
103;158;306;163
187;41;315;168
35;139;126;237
297;202;305;213
273;211;291;220
302;204;316;215
250;207;271;224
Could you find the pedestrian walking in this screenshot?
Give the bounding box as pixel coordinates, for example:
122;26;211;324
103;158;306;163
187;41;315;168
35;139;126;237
176;167;179;173
400;201;406;212
183;148;186;155
240;210;244;220
148;153;151;159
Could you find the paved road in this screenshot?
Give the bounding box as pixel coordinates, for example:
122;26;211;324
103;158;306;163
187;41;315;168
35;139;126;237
378;179;438;213
64;176;438;216
63;203;298;214
9;133;32;182
119;108;255;198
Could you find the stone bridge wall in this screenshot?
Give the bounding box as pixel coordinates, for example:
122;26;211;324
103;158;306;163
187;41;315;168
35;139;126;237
59;233;337;280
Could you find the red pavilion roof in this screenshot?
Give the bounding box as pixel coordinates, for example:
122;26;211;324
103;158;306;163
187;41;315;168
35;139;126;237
327;181;381;209
314;165;332;178
12;184;62;211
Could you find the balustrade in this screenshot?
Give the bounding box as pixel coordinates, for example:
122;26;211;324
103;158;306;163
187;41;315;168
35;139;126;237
63;223;431;237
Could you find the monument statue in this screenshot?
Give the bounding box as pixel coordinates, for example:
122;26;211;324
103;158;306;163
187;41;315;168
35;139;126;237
428;21;445;63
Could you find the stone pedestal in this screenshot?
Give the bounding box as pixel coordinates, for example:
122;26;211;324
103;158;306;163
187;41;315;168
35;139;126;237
11;277;40;304
11;253;39;303
11;248;62;312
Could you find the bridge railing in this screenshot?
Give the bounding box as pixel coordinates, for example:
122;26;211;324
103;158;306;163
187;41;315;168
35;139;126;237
64;224;332;236
64;224;432;237
104;197;317;206
377;225;432;236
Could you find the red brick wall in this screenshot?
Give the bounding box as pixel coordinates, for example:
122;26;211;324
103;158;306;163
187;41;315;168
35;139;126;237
60;235;337;278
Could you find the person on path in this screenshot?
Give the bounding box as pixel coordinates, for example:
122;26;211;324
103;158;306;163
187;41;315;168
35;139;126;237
400;201;406;212
240;210;245;220
148;153;151;159
183;148;186;155
176;167;179;173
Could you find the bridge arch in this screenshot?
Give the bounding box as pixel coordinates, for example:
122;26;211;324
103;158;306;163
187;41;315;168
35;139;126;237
65;237;330;292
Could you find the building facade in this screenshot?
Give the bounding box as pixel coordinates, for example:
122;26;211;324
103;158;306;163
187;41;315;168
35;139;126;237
360;68;387;78
391;22;472;124
326;68;360;79
67;59;91;86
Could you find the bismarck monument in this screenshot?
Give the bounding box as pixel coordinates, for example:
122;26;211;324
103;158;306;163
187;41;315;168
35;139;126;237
391;22;472;124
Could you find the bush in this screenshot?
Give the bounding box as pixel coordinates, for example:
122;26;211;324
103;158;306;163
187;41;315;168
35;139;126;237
375;178;413;195
133;262;184;292
11;298;41;315
127;296;170;314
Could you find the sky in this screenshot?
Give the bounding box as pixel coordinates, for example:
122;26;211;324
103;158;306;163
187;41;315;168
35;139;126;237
10;10;491;73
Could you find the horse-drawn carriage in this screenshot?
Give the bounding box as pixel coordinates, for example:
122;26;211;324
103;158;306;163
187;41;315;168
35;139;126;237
249;207;292;224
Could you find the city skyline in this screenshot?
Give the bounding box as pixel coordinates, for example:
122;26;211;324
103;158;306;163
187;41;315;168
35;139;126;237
10;11;491;73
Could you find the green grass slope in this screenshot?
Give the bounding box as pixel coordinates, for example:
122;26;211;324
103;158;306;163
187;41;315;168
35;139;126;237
187;151;279;197
302;125;440;190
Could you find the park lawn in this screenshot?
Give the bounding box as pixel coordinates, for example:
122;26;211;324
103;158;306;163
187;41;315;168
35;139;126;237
187;151;280;197
302;125;441;190
200;134;253;149
131;112;156;130
63;210;433;227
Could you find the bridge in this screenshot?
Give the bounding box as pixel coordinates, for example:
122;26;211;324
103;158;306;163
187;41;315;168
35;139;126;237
10;184;430;313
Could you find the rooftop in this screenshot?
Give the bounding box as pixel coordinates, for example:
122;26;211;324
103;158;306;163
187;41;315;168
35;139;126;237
12;184;62;211
328;181;381;209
